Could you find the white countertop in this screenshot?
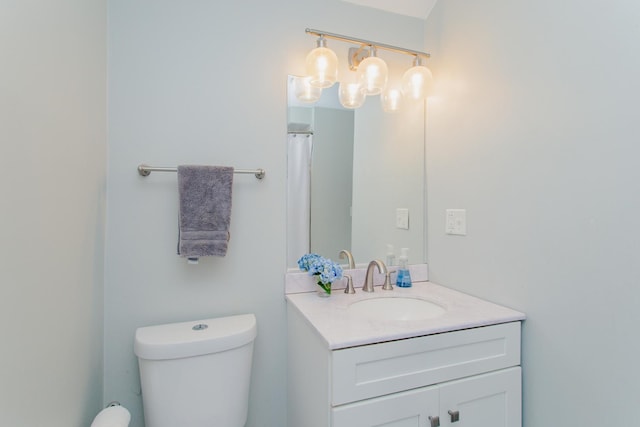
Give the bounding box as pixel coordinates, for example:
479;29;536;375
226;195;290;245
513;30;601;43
286;281;526;350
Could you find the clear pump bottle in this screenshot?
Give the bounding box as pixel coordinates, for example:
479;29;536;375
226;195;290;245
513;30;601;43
386;244;396;266
395;248;412;288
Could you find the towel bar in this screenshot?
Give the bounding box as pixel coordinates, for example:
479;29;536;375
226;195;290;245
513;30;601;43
137;164;265;179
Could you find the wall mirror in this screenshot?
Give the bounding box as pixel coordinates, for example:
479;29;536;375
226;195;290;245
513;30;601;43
286;75;426;270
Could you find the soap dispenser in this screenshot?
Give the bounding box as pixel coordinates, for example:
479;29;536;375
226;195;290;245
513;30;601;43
386;244;396;266
395;248;412;288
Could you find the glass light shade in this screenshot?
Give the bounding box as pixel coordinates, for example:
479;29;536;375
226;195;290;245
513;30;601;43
381;87;403;113
338;82;366;109
294;76;322;103
401;65;433;101
357;56;388;95
305;47;338;88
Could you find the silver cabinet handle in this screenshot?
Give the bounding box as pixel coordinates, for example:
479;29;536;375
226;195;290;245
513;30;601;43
428;415;440;427
448;410;460;422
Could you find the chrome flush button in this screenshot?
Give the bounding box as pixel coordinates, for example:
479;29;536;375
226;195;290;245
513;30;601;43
192;323;209;331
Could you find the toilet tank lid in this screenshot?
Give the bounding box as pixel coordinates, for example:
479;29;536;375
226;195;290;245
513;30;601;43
134;314;257;360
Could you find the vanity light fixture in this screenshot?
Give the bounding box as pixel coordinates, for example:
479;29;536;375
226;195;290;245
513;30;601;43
305;35;339;88
401;55;434;101
338;81;366;109
293;76;322;103
356;46;388;96
381;86;403;113
301;28;432;112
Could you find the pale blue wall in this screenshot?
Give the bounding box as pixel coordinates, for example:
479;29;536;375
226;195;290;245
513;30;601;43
105;2;426;426
0;1;107;425
6;1;635;425
425;1;640;425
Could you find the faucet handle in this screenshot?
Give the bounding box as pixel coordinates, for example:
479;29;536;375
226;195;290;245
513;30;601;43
382;270;396;291
343;275;355;294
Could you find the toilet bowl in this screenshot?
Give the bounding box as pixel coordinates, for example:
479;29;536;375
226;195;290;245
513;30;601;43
134;314;257;427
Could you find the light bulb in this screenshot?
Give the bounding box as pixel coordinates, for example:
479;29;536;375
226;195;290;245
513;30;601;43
381;87;403;113
305;37;338;88
338;82;366;109
356;50;388;95
401;60;433;101
293;76;322;103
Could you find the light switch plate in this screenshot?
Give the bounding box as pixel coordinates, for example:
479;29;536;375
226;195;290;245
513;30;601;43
396;208;409;229
446;209;466;235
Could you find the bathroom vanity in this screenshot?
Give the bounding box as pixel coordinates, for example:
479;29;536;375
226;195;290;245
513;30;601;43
286;281;525;427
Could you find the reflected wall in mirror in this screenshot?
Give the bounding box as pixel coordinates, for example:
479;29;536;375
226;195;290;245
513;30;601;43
286;75;426;269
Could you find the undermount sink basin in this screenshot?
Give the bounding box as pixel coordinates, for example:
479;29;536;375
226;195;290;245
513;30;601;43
348;297;446;321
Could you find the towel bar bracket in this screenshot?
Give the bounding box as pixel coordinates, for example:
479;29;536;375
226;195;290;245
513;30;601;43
138;165;151;176
137;164;265;179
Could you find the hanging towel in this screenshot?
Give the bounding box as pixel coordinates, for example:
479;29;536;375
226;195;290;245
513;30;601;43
177;165;234;259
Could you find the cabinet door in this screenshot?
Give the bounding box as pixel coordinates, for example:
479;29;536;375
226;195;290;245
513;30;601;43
439;367;521;427
332;385;439;427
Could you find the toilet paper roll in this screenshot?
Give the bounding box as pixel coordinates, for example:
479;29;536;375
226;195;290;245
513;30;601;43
91;405;131;427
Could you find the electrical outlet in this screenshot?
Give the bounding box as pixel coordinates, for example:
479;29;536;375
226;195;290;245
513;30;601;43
446;209;466;235
396;208;409;229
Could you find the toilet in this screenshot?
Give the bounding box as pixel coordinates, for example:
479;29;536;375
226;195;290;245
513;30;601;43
134;314;257;427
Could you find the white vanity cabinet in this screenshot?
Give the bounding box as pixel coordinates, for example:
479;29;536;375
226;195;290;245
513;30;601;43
332;367;520;427
287;305;522;427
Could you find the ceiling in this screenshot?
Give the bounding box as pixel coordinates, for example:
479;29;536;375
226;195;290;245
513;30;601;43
340;0;438;20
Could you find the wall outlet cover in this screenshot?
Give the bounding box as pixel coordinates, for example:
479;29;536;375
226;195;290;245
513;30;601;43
446;209;466;235
396;208;409;229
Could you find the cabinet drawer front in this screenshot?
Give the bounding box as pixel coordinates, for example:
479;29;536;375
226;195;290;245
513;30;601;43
331;322;521;405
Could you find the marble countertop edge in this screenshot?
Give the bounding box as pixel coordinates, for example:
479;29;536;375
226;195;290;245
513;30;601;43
286;281;526;350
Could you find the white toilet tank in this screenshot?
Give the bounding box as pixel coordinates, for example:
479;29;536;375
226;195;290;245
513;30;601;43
134;314;257;427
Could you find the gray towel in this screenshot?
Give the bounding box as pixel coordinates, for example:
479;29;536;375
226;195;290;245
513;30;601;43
177;165;234;259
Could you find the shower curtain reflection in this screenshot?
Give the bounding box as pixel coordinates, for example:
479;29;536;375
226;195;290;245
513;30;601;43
287;132;313;267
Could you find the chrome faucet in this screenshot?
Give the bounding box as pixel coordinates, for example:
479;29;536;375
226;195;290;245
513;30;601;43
339;249;356;269
362;260;387;292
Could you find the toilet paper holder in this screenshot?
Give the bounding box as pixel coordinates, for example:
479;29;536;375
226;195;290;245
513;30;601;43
92;401;131;427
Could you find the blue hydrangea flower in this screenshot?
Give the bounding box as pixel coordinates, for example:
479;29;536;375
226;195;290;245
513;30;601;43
297;253;323;272
318;260;343;285
297;253;344;295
